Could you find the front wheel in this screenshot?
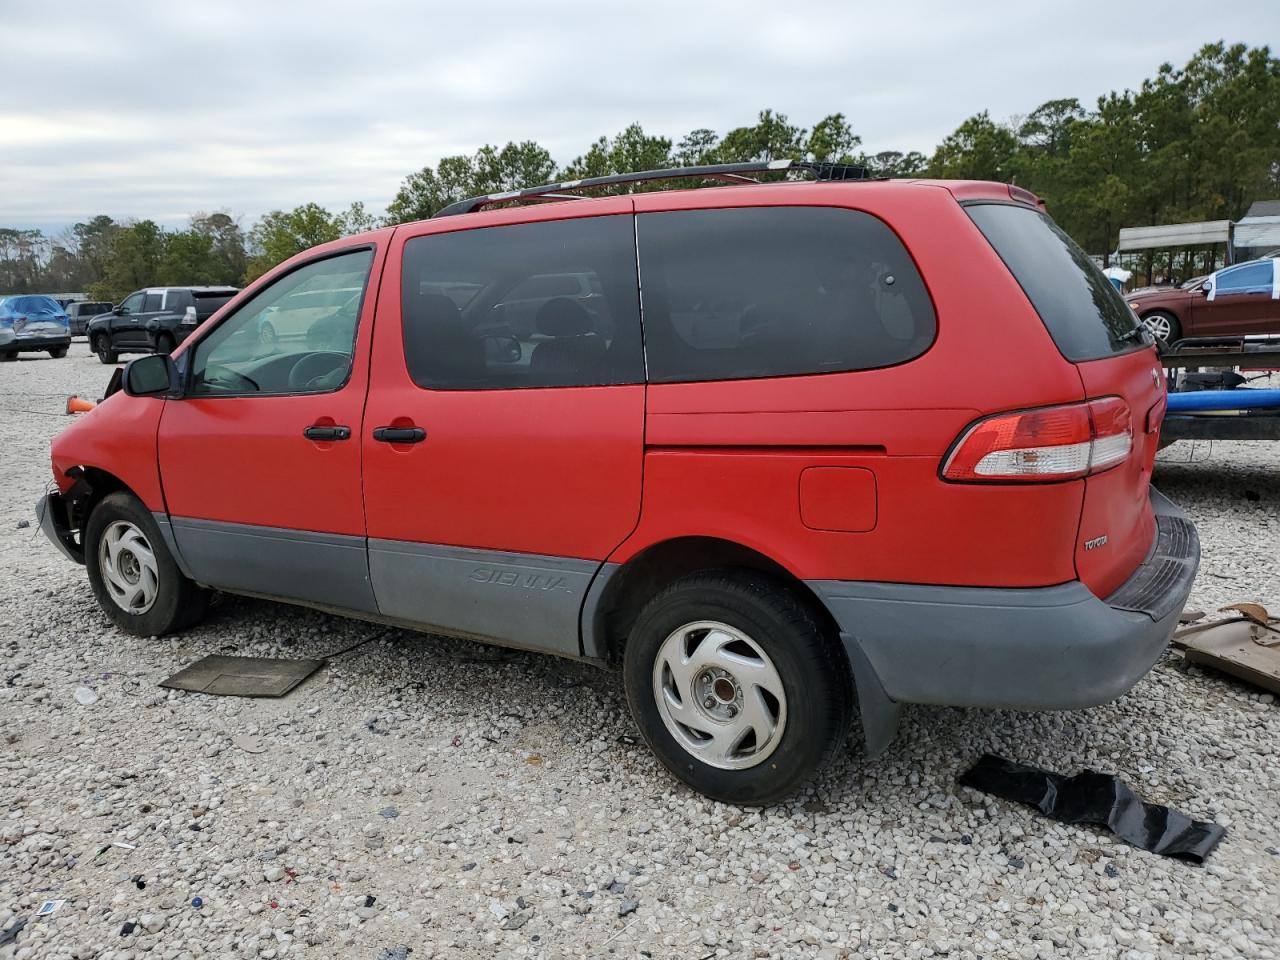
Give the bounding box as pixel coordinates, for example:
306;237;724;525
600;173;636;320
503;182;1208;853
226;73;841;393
85;492;209;636
1141;311;1181;348
93;334;118;365
623;570;853;805
0;351;15;362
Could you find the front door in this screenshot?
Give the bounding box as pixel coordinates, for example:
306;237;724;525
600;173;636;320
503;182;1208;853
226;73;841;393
1195;260;1278;336
361;203;645;655
157;241;388;612
111;291;146;346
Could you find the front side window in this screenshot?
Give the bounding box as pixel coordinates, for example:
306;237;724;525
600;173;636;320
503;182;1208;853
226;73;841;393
120;292;145;314
637;207;936;383
400;216;643;390
189;248;373;396
1214;260;1273;296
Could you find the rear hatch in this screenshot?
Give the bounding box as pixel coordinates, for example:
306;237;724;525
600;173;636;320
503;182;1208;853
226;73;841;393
966;201;1165;598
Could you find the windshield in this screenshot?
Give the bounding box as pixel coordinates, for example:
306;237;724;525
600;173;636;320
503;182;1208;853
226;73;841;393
967;203;1143;362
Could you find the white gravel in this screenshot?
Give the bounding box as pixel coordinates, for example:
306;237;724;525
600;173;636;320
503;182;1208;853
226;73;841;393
2;342;1279;960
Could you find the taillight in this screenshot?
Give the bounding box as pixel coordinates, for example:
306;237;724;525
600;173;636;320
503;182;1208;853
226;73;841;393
943;397;1133;482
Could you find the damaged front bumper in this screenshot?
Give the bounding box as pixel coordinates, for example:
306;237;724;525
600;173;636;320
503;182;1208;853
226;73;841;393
37;492;83;564
814;487;1200;753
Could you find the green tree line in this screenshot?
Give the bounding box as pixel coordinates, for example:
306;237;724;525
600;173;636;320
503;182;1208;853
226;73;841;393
3;41;1275;303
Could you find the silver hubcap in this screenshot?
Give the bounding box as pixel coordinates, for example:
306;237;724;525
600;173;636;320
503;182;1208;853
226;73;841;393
652;620;787;770
1142;314;1172;342
98;521;159;614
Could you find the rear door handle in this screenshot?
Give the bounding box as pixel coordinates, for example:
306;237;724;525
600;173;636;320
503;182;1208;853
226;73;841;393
303;424;351;441
372;426;426;444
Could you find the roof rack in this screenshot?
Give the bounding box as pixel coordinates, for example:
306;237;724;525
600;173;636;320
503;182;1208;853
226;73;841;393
432;159;873;218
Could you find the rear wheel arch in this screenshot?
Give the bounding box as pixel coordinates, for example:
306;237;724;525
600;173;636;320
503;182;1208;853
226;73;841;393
585;536;842;666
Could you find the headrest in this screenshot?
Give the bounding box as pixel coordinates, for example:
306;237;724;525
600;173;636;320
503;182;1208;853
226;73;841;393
412;292;462;328
535;297;593;337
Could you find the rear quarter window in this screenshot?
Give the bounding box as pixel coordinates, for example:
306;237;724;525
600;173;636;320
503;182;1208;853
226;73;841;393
966;203;1142;361
193;292;235;318
636;206;936;383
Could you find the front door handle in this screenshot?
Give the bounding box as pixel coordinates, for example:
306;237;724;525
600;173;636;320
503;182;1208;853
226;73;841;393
303;424;351;441
372;426;427;444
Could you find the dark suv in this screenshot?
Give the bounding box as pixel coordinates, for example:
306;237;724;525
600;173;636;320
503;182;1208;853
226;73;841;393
87;286;238;364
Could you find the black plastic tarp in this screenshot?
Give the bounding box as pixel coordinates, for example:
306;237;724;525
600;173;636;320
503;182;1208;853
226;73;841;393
959;754;1225;863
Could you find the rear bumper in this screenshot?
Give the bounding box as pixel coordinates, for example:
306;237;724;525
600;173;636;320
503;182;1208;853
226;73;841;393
1;332;71;351
813;487;1198;716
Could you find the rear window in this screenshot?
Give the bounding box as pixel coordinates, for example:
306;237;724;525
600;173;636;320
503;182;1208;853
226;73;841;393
7;296;62;315
636;207;936;383
966;203;1142;361
77;301;111;316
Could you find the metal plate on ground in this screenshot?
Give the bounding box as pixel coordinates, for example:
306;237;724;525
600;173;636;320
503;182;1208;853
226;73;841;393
160;655;325;698
1173;617;1280;695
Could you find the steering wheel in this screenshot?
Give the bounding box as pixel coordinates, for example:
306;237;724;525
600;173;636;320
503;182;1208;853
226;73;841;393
287;352;349;392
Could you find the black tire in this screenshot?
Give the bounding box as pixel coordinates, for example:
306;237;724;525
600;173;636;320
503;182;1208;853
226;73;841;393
85;492;209;637
1141;311;1181;348
94;334;118;365
623;570;853;805
155;333;175;355
0;351;15;362
49;346;68;359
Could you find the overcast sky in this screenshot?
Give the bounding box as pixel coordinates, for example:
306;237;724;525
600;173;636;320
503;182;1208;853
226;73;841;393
3;0;1274;234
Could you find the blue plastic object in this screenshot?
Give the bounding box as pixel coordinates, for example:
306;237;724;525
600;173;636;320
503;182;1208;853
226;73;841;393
1166;389;1280;413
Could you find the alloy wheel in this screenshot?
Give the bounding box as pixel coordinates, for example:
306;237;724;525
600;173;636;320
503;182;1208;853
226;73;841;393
652;620;787;770
97;520;160;614
1142;314;1172;343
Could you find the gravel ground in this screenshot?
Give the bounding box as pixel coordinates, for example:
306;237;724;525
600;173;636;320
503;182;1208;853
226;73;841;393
2;341;1278;960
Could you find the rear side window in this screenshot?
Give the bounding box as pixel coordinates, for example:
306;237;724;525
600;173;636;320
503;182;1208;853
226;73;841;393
637;207;935;383
401;216;644;390
966;203;1141;361
142;293;163;312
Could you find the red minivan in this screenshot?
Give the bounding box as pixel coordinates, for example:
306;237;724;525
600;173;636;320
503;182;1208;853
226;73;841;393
39;163;1198;804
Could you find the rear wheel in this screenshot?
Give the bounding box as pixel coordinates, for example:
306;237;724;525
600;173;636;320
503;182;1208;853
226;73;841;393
0;351;15;362
49;346;68;359
623;570;853;805
85;492;209;636
1141;311;1181;348
94;334;118;365
155;332;175;355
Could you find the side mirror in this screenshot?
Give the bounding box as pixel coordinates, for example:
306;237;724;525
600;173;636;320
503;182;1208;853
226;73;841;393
1200;280;1213;293
122;354;178;398
483;334;522;364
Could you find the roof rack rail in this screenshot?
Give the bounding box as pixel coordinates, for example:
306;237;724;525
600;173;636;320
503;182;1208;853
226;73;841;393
432;159;873;218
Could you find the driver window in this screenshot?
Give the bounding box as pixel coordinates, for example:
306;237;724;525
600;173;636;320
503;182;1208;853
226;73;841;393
189;248;374;396
119;292;145;314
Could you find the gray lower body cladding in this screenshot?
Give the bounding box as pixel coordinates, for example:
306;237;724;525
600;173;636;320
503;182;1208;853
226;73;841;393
367;539;597;658
812;487;1199;751
171;517;378;614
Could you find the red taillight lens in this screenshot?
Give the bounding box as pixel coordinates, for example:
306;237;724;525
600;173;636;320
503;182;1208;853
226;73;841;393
943;398;1133;482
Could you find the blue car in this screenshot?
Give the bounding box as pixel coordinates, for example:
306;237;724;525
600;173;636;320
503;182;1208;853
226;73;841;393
0;295;71;360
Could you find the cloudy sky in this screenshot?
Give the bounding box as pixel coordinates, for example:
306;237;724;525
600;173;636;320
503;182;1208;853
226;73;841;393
3;0;1274;233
